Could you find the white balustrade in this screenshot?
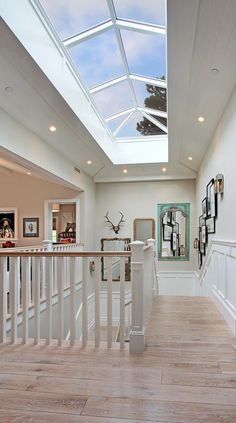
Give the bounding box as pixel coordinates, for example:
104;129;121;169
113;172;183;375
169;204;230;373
0;241;156;352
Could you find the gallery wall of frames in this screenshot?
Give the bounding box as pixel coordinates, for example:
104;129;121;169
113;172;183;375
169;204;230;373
197;175;224;269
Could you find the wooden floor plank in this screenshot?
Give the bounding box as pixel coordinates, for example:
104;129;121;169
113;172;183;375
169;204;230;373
0;410;158;423
82;396;236;423
162;368;236;388
0;295;235;422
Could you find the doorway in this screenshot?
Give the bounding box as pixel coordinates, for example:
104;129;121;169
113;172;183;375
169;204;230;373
45;199;80;243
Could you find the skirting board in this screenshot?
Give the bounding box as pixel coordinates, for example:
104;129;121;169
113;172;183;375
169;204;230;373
211;286;236;335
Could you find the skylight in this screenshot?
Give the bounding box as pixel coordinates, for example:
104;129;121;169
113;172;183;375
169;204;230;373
39;0;167;142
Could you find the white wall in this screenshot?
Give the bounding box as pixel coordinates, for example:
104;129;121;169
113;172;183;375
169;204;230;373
196;85;236;243
96;179;197;271
0;172;96;249
195;82;236;334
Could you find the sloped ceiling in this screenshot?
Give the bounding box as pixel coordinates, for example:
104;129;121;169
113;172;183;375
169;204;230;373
1;0;236;183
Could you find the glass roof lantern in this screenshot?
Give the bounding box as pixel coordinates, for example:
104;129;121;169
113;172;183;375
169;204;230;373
40;0;167;141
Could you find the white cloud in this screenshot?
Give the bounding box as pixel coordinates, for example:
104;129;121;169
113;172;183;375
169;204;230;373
113;0;166;25
40;0;110;38
93;80;135;117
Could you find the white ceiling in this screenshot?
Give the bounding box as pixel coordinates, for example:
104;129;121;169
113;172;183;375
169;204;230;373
1;0;236;184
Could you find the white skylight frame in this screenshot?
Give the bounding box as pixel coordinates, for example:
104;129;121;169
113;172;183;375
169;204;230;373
61;0;167;141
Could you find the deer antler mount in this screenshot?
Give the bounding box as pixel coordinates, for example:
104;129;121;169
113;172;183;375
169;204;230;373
104;211;125;234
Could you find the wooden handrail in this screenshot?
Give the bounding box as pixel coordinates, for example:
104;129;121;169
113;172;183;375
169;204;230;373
0;251;131;258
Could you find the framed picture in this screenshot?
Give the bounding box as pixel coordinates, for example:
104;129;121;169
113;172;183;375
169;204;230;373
23;217;39;237
0;208;18;240
199;228;205;255
202;225;207;244
206;216;215;234
198;252;202;269
207;179;217;218
163;223;172;241
202;197;207;218
199;215;205;228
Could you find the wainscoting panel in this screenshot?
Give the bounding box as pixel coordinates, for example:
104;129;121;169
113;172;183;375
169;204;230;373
198;241;236;335
157;271;197;296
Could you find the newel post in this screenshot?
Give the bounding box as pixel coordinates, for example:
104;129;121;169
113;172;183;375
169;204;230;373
129;241;145;353
42;240;53;251
147;238;157;296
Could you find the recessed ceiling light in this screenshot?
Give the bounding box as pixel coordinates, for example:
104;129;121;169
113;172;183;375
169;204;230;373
86;160;92;165
162;167;167;172
211;67;219;75
197;116;205;123
188;156;193;161
26;171;31;175
5;86;13;94
49;125;56;132
123;169;128;174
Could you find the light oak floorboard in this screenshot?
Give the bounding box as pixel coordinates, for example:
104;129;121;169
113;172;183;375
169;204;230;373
0;295;235;422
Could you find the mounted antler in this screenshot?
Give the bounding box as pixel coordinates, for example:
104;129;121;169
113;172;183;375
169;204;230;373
104;211;125;234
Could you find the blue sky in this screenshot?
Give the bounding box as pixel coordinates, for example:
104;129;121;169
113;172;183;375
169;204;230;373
40;0;167;138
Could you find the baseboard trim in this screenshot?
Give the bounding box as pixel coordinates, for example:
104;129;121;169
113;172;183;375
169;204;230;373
212;287;236;335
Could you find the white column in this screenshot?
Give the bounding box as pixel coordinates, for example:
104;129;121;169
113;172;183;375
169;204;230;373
147;238;157;296
129;241;145;353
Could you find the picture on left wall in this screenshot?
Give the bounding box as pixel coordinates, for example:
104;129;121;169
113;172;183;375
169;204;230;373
0;208;18;240
23;217;39;237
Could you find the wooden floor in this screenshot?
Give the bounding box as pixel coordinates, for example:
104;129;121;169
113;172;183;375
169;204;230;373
1;296;236;422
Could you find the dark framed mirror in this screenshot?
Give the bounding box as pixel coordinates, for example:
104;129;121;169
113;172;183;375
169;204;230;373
101;237;131;281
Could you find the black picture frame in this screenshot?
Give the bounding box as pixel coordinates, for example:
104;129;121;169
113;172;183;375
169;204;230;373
198;251;202;269
23;217;39;237
163;223;172;241
199;215;205;228
206;216;215;234
0;208;17;240
206;179;217;218
202;225;207;244
199;228;205;255
202;197;207;218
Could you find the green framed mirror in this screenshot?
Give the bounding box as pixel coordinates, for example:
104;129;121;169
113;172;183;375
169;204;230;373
157;203;190;261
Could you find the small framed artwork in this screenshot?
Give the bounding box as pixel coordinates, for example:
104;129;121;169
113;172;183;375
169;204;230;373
207;179;217;218
199;215;205;228
163;223;173;241
206;216;215;234
0;208;18;240
202;197;207;218
199;229;205;255
23;217;39;237
202;225;207;244
198;252;202;269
